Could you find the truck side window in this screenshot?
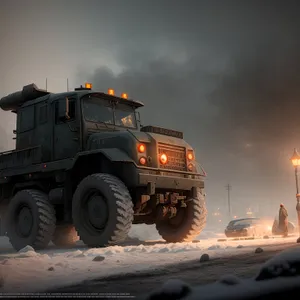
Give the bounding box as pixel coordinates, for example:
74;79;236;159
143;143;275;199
68;100;76;120
19;105;35;132
55;99;76;124
39;104;47;124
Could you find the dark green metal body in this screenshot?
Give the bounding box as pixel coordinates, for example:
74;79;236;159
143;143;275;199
0;84;205;234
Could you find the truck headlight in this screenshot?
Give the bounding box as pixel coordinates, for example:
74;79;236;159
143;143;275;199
159;153;168;164
138;144;146;153
187;150;194;161
139;157;147;165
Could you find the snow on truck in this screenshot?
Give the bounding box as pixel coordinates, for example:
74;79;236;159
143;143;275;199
0;83;207;251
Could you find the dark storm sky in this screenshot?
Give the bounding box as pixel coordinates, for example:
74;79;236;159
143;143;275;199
1;0;300;218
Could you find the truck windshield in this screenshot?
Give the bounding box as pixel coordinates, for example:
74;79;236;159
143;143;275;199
82;97;114;124
82;96;137;128
114;103;136;128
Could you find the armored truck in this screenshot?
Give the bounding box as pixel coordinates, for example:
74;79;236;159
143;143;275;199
0;83;207;251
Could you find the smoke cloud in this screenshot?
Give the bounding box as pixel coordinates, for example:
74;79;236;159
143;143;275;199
84;1;300;216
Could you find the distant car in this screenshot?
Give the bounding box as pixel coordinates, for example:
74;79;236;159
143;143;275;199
224;217;271;238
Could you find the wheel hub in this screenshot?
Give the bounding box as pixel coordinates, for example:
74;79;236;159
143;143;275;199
87;194;108;229
17;207;33;237
168;207;185;227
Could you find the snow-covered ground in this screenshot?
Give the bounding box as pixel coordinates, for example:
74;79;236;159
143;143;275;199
148;245;300;300
0;224;296;293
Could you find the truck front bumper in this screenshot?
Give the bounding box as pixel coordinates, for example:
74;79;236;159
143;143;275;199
138;172;204;191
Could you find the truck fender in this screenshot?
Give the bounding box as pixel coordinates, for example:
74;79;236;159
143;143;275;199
12;181;45;197
96;148;135;163
72;148;135;166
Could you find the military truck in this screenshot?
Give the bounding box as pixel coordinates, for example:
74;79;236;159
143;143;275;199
0;83;207;251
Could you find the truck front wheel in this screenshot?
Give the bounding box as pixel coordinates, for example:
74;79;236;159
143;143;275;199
6;189;56;251
72;173;134;247
155;188;207;243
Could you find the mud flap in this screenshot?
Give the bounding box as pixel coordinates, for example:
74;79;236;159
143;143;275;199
191;187;198;198
147;182;156;195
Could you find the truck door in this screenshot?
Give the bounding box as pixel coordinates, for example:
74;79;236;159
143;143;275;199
53;97;80;160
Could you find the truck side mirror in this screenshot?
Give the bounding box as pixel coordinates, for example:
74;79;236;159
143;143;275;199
58;97;70;121
135;111;143;127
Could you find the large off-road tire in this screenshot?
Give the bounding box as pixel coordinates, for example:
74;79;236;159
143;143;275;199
6;189;56;251
72;173;134;247
52;225;79;247
156;188;207;243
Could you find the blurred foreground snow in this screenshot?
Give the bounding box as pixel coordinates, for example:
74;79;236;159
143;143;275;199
147;246;300;300
0;224;296;293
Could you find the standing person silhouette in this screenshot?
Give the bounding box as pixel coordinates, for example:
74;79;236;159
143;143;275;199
279;203;288;237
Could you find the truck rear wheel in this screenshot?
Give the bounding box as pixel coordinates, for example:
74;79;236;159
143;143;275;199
52;225;79;247
6;189;56;251
155;188;207;243
72;173;134;247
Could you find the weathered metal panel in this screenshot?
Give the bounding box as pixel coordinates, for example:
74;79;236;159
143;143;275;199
0;146;42;170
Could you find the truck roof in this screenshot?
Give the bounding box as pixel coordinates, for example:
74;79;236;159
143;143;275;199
22;90;145;109
0;84;144;112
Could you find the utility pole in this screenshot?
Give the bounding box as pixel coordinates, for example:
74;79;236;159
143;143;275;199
225;184;232;220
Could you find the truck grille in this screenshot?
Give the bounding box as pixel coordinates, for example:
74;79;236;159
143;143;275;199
158;143;187;171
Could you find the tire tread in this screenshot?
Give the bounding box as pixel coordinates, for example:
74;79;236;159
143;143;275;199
7;189;56;251
156;189;207;243
74;173;133;246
